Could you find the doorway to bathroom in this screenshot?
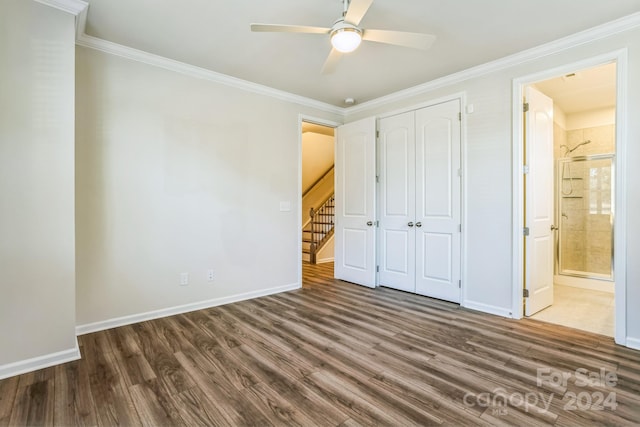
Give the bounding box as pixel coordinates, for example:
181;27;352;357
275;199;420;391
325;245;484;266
513;55;627;342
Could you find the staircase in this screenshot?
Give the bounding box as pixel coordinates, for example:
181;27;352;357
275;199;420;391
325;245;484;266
302;194;335;264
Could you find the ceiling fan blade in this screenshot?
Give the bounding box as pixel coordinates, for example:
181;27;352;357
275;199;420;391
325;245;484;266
362;29;436;50
250;24;330;34
321;48;342;74
344;0;374;26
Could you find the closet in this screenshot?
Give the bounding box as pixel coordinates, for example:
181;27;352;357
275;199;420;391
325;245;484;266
377;99;462;303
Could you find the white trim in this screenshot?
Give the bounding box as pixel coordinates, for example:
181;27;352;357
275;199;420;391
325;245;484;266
76;34;343;115
462;301;512;318
626;337;640;350
34;0;87;15
76;282;300;335
613;50;628;346
70;9;640;116
459;92;469;310
347;12;640;115
0;341;81;381
511;50;627;346
74;2;88;40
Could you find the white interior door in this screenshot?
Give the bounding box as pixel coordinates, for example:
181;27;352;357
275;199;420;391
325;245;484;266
334;117;377;288
415;100;462;303
378;112;416;292
525;86;554;315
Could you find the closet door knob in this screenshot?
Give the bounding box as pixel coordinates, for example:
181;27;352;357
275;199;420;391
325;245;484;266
415;222;422;228
408;222;414;227
366;221;373;226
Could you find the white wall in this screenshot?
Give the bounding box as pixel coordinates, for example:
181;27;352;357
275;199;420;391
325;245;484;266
302;132;334;194
566;107;616;130
346;26;640;343
0;0;78;371
75;47;341;328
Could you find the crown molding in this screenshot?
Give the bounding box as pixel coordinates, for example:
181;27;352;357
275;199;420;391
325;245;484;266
347;11;640;115
72;8;639;117
34;0;87;15
76;34;344;115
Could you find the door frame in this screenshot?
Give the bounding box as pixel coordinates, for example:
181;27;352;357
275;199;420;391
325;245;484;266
511;50;628;345
298;115;342;287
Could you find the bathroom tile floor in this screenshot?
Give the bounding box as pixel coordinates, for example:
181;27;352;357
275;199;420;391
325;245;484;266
529;284;614;336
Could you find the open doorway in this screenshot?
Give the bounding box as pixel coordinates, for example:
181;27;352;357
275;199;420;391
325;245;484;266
301;121;336;270
520;62;619;338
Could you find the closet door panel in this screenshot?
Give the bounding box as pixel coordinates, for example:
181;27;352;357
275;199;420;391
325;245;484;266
378;112;416;292
415;100;461;302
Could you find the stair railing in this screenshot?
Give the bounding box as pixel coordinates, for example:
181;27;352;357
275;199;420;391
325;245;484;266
308;193;335;264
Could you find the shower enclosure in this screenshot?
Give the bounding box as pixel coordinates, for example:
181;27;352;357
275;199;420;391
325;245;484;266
556;154;614;280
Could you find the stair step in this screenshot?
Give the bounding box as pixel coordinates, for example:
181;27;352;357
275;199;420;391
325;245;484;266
302;248;310;254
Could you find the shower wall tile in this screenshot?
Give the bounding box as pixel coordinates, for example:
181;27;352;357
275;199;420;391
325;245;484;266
584;125;615;155
556;123;614;277
587;214;612;232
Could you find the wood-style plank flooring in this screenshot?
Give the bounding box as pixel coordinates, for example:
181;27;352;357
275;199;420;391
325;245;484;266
1;262;639;426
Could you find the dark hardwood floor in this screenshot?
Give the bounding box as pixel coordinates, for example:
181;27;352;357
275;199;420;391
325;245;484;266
1;262;639;426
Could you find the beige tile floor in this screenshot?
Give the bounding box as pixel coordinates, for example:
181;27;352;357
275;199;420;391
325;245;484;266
529;284;614;336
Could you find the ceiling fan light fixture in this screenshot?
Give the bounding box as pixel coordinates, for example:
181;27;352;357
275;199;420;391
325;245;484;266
331;27;362;53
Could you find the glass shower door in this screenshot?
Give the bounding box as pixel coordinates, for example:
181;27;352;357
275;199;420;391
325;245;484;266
557;154;614;280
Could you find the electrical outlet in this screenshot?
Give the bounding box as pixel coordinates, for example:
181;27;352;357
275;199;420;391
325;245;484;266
207;269;215;282
180;272;189;286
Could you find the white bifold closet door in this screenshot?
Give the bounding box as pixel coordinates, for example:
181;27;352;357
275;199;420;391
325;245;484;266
378;99;462;303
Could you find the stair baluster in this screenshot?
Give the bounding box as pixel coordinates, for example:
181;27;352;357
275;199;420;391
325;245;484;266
305;194;335;264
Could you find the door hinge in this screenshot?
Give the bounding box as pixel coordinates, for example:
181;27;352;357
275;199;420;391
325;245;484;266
523;102;529;112
523;165;530;174
523;289;529;298
376;175;379;183
458;112;462;121
376;130;380;138
376;265;379;272
458;224;462;233
458;279;461;288
523;227;530;236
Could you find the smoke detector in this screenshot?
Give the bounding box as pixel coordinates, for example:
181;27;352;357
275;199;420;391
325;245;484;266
344;97;356;106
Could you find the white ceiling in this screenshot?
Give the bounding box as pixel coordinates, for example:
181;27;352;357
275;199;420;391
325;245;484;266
82;0;640;107
535;63;616;114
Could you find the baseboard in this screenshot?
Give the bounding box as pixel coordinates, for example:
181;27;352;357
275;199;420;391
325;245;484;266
626;337;640;350
462;300;513;318
76;282;301;335
316;257;334;264
0;341;81;381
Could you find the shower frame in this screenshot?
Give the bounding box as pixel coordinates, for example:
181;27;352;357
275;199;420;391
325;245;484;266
555;153;615;281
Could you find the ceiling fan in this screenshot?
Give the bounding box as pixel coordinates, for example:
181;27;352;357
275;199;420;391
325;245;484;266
250;0;436;74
